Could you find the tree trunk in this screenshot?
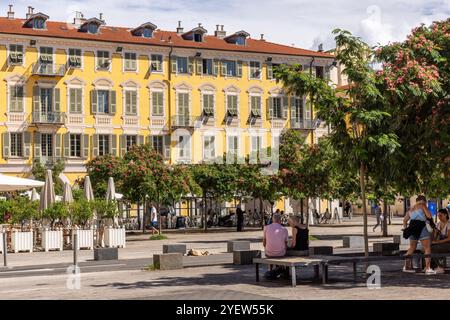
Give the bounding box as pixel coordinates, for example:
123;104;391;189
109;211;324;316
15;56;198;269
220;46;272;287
360;163;369;259
142;200;146;234
306;198;310;226
260;198;264;230
204;195;208;233
382;200;388;237
137;201;141;232
157;194;162;235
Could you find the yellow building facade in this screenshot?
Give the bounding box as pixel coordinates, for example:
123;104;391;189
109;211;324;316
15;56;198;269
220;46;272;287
0;8;334;185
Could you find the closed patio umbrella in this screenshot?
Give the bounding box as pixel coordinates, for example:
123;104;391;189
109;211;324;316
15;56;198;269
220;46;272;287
40;170;55;212
31;188;40;201
105;177;116;202
62;182;74;204
84;176;95;201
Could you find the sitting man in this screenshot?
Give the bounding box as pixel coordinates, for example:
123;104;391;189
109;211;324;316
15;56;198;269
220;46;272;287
263;213;288;258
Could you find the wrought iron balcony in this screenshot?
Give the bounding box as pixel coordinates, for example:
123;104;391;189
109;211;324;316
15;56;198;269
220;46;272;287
32;63;66;76
171;115;197;128
32;112;66;125
290;119;318;130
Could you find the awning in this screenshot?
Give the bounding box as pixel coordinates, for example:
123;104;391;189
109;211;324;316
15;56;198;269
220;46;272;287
0;174;44;192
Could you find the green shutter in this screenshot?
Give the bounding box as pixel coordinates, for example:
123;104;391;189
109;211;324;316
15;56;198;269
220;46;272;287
237;61;243;77
55;133;62;158
54;88;60;112
110;90;116;115
267;63;273;80
196;59;203;75
282;96;289;119
64;133;70;158
125;91;131;115
91;90;98;114
137;135;144;146
69;89;76;113
24;132;31;158
33;86;40;115
111;135;117;156
83;134;89;158
221;60;227;76
92;134;98;157
163;135;171;159
171;56;177;73
2;133;10;159
290;97;296;120
76;89;82;113
267;98;273;120
188;57;194;74
132;91;137;115
17;86;24;112
34;132;41;159
213;59;219;76
120;135;126;157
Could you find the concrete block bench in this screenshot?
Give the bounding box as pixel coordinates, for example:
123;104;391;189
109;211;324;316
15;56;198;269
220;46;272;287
286;250;309;257
342;236;364;248
227;241;250;253
310;246;333;255
373;242;400;256
233;250;261;265
153;253;183;270
163;244;187;255
94;247;118;261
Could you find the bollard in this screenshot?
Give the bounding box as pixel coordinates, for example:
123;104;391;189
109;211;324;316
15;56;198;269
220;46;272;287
2;232;7;267
73;233;78;267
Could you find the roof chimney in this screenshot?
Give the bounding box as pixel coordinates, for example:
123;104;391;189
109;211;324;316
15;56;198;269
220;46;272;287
7;4;14;19
260;34;265;41
99;13;104;22
26;6;34;19
176;21;184;35
215;24;226;38
318;43;324;52
73;11;86;26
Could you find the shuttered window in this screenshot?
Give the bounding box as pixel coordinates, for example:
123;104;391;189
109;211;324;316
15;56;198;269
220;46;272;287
124;52;137;71
10;133;23;157
226;95;238;116
9;85;24;112
98;135;110;156
250;96;261;117
125;90;138;115
150;55;163;72
126;135;137;151
97;51;110;70
68;49;82;68
249;61;261;79
151;91;164;116
9;44;23;65
203;136;215;160
70;134;81;157
41;133;53;157
151;136;164;155
69;88;82;114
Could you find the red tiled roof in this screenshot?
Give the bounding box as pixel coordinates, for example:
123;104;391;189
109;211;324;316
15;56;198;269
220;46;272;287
0;17;334;58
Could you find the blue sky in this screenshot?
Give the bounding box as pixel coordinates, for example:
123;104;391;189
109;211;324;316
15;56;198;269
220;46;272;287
6;0;450;50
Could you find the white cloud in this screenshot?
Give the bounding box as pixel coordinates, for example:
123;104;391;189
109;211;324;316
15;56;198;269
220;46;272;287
5;0;449;50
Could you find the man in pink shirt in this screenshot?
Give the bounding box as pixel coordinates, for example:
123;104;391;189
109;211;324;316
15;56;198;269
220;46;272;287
263;214;288;257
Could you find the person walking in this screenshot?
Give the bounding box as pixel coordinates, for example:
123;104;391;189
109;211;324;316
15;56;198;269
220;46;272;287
149;205;159;235
236;205;244;232
373;204;383;232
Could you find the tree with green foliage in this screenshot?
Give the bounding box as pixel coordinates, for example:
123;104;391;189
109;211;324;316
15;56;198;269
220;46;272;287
85;154;124;198
42;202;69;228
70;199;94;227
10;197;39;231
32;159;66;195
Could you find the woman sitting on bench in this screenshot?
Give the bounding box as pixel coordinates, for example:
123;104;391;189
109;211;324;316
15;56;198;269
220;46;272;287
431;208;450;273
288;215;309;252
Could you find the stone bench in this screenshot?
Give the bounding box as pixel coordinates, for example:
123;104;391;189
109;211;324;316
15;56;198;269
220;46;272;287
163;244;187;255
153;253;183;270
286;250;309;257
227;241;250;253
233;250;261;265
373;242;400;256
342;236;364;248
310;246;333;255
94;247;118;261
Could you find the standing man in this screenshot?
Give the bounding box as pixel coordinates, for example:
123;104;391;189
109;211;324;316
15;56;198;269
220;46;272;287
236;205;244;232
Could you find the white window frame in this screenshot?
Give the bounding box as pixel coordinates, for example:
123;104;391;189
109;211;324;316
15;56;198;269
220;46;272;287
96;50;112;72
38;46;55;73
249;93;262;117
225;93;239;117
150;54;164;73
7;83;26;114
67;48;84;70
177;134;191;161
98;134;111;156
176;90;191;116
150;89;165;117
123;52;138;73
67;87;84;115
9;132;24;158
249;61;262;80
7;43;26;67
226;134;240;158
203;134;216;160
69;133;82;158
271;95;284;119
40;133;54;158
123;89;139;116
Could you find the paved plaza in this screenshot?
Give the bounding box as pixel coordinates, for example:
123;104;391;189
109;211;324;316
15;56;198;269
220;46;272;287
1;217;449;300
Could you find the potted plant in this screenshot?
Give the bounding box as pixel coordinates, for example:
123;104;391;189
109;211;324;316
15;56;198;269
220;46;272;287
10;197;38;253
41;202;68;252
70;199;94;250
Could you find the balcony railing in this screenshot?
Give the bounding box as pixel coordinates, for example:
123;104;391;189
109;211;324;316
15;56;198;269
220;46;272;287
171;115;197;128
32;112;66;125
290;119;318;130
32;63;66;76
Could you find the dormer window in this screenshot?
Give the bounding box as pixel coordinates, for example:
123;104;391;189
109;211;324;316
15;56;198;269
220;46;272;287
224;30;250;46
131;22;157;38
143;28;153;38
182;25;207;42
194;33;203;43
88;23;99;34
33;18;46;29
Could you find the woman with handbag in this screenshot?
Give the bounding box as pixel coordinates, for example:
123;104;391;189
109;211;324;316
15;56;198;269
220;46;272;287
402;195;436;274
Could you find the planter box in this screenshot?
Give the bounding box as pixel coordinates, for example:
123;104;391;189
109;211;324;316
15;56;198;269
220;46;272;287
42;230;63;252
104;227;126;248
94;247;118;260
73;229;94;250
153;253;183;270
11;231;33;253
0;232;4;253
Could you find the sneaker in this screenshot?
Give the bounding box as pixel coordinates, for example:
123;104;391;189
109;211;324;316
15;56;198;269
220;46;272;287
425;268;437;275
402;266;415;273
